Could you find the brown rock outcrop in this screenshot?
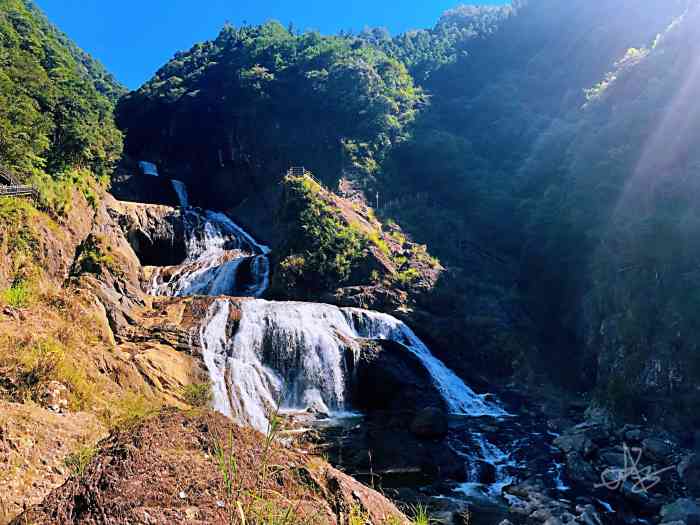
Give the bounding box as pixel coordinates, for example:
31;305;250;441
11;409;409;525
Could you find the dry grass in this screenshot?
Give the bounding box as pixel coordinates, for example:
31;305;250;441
0;276;113;412
13;409;335;524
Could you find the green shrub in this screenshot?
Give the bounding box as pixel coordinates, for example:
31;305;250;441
395;268;421;287
72;234;120;277
0;197;41;257
182;382;213;408
106;393;162;430
275;255;308;294
367;229;391;257
1;279;34;308
16;338;64;393
1;337;95;409
277;174;368;292
410;504;432;525
64;445;97;477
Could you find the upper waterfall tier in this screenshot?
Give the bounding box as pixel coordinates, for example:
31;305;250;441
171;179;189;208
148;207;270;298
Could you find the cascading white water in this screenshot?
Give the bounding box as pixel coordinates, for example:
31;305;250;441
149;208;270;298
139;161;159;177
148;180;512;495
197;299;505;432
455;433;515;499
171;179;189;208
344;308;507;417
199;299;233;415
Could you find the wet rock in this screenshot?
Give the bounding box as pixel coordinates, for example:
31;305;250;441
350;339;446;414
306;402;330;419
620;479;654;509
554;433;596;458
678;454;700;497
564;452;598;483
410;408;449;440
543;518;564;525
530;508;554;521
643;437;675;463
622;425;644;442
660;498;700;525
559;512;576;523
474;460;497;484
582;407;614;430
320;411;465;485
577;504;603;525
600;449;626;468
425;497;472;525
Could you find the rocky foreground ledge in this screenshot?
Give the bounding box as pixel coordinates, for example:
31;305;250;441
11;409;409;525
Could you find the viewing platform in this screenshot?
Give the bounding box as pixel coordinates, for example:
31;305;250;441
0;165;39;200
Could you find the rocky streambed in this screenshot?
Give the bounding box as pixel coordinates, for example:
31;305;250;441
299;390;700;525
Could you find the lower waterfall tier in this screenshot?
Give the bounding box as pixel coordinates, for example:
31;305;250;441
198;299;506;432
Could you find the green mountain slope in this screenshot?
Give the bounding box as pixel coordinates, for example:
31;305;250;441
117;21;420;209
0;0;123;191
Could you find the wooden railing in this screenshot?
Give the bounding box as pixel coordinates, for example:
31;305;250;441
0;165;20;186
0;185;39;199
0;165;39;200
287;166;307;178
287;167;329;191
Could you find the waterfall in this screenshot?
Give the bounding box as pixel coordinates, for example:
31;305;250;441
138;161;159;177
344;308;507;417
149;207;270;298
148;179;504;435
171;179;189;208
198;299;505;432
199;299;233;415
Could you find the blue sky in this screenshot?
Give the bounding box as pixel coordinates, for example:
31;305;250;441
35;0;506;90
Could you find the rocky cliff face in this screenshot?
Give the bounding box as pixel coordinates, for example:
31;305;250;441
0;189;217;521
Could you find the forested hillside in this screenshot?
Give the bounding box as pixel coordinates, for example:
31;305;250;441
379;0;699;419
117;0;700;426
0;0;123;208
117;22;420;208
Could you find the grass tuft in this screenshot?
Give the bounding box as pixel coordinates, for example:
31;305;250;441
410;504;431;525
1;279;35;308
182;382;213;408
64;445;97;477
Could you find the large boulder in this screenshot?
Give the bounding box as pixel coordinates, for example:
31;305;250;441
410;407;449;440
679;454;700;497
106;198;186;267
349;339;446;414
554;433;596;458
660;498;700;525
643;437;676;464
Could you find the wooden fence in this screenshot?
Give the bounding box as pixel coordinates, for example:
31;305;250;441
0;185;39;199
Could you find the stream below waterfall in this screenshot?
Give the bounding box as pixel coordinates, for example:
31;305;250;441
312;395;579;525
143;180;633;524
